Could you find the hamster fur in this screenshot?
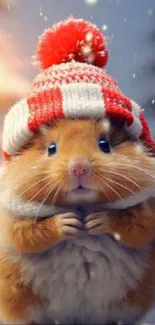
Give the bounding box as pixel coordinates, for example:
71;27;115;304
0;118;155;324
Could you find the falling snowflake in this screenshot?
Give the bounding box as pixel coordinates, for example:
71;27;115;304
44;16;48;21
152;99;155;104
133;73;136;79
102;24;108;32
84;0;98;6
124;17;127;22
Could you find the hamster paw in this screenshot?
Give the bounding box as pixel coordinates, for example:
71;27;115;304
85;212;106;235
55;212;84;239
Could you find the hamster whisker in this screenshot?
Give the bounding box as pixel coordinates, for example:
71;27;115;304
36;183;61;218
92;172;112;201
17;175;54;199
45;181;61;203
52;183;63;205
7;159;44;187
23;180;56;210
100;178;123;200
104;177;137;196
103;170;141;189
113;163;155;180
97;182;111;201
95;161;155;180
35;181;60;218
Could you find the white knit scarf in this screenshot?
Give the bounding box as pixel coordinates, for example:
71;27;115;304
0;186;155;219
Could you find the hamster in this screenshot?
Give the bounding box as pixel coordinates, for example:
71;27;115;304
1;16;155;325
0;117;155;325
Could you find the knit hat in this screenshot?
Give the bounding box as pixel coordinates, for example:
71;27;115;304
2;17;155;161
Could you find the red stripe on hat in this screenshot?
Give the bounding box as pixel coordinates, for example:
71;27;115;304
27;88;64;133
139;112;150;140
32;66;121;93
102;88;133;126
103;88;132;112
2;151;10;161
139;112;155;153
105;103;134;126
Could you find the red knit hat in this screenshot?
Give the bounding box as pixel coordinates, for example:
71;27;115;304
2;17;155;160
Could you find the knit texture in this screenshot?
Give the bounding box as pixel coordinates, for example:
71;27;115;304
2;17;155;160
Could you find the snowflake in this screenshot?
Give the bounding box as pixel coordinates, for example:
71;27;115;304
132;73;136;79
84;0;98;6
152;99;155;104
102;24;108;32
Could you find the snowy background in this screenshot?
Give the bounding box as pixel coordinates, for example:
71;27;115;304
0;0;155;323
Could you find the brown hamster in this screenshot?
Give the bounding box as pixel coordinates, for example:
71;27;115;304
0;117;155;324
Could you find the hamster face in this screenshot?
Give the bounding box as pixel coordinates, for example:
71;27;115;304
4;118;155;207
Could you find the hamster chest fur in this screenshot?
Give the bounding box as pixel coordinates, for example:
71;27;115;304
20;235;148;325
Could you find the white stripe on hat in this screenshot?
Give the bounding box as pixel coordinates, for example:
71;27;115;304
2;99;33;156
124;99;142;140
124;115;142;140
60;83;105;118
131;100;141;118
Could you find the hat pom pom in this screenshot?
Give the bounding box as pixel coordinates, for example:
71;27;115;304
35;17;109;70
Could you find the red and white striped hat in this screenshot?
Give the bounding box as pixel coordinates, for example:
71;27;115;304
2;17;155;160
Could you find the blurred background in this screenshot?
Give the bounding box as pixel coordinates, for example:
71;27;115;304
0;0;155;322
0;0;155;133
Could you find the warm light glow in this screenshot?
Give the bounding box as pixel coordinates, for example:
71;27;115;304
0;31;29;112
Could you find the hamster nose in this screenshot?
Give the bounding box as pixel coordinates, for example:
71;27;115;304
69;160;90;177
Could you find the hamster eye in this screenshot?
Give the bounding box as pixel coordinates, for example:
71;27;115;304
48;143;57;156
99;138;110;153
